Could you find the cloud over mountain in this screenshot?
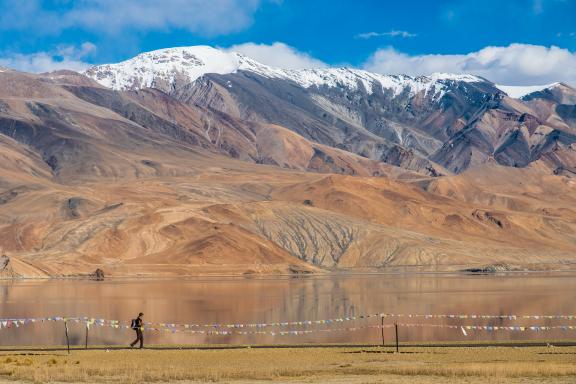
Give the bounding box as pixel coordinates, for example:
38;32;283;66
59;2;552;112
0;43;96;73
363;43;576;86
1;39;574;87
226;42;328;70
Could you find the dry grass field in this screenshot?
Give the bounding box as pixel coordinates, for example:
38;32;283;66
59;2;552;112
0;345;575;383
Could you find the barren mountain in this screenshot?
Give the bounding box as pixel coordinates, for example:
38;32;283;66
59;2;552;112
0;47;575;277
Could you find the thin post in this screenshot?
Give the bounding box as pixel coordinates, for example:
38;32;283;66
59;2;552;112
395;323;399;353
64;321;70;355
85;323;89;349
380;316;385;347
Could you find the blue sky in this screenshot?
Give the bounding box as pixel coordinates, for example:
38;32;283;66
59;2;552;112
0;0;575;85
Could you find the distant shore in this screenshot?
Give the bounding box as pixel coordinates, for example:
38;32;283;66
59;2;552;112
2;266;576;281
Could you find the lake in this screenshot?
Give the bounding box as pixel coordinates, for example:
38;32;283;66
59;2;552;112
0;273;575;346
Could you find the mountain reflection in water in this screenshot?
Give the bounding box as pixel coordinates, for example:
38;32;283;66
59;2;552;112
0;273;574;346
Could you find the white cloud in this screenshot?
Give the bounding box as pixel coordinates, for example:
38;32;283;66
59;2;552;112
0;43;96;73
0;0;265;36
56;42;98;59
226;42;328;70
356;30;417;39
363;44;576;86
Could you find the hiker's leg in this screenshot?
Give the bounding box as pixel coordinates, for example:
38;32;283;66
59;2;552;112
130;331;138;346
138;329;144;348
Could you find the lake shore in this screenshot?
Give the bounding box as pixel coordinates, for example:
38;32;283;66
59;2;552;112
0;345;575;383
4;266;576;281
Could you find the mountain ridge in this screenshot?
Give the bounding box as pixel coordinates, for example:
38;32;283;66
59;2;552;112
84;45;574;100
84;45;487;96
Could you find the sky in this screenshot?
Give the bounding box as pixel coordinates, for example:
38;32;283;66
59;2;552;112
0;0;575;85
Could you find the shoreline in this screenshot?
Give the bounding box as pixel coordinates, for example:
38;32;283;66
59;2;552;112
2;268;576;281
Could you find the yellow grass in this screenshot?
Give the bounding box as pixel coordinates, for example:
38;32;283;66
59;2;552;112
0;346;575;383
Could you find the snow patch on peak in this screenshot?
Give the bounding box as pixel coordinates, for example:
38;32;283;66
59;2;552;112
496;82;561;99
230;65;484;98
84;46;244;90
429;73;484;83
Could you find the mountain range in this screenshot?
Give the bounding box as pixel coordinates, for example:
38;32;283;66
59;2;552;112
85;46;576;176
1;46;575;277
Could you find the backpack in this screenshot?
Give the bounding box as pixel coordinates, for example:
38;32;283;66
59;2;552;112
131;319;138;330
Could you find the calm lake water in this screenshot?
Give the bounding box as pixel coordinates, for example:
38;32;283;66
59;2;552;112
0;273;575;346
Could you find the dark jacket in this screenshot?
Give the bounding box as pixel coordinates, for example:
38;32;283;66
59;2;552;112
132;317;143;329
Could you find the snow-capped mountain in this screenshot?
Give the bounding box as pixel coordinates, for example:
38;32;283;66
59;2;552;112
82;45;576;176
85;46;484;99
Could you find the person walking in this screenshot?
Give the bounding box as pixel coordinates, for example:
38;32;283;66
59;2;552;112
130;312;144;348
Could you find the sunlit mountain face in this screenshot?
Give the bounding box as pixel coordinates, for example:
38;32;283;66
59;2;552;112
0;46;575;277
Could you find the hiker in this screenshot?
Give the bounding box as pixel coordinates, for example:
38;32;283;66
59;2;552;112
130;312;144;348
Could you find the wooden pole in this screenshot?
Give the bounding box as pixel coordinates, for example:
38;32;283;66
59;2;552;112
395;323;399;353
64;321;70;355
85;323;89;349
380;316;385;347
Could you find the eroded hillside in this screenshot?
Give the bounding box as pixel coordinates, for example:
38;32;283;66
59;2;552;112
1;67;576;277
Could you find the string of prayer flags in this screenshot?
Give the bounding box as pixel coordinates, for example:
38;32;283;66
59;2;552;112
0;315;575;337
1;313;576;334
